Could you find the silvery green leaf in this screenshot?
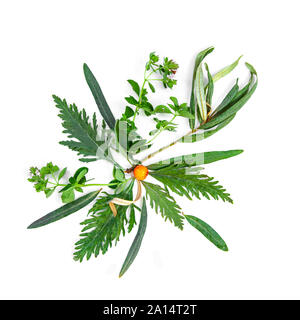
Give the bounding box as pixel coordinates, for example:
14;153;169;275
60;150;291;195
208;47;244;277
202;62;257;130
28;190;100;229
212;55;242;82
195;63;207;122
189;47;214;129
181;115;235;143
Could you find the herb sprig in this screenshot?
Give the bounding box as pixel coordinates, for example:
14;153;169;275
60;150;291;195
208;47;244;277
27;47;257;277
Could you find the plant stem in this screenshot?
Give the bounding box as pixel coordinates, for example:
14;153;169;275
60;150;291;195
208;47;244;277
48;181;120;188
133;78;147;122
132;68;157;122
48;181;65;187
146;114;177;145
140;126;200;164
79;183;120;187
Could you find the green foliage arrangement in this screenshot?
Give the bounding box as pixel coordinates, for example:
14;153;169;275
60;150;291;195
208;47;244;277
27;47;257;277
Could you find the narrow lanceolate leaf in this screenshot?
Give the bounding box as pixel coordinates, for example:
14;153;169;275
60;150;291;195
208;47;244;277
189;47;214;129
119;197;147;278
212;80;239;116
27;190;100;229
148;150;243;170
205;63;214;106
226;62;256;106
185;215;228;251
212;55;242;83
83;63;116;130
201;63;257;130
142;181;184;230
181;115;235;143
195;63;207;122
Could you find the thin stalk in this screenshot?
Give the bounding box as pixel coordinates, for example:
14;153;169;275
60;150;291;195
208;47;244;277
146;114;177;145
132;78;147;122
140;102;212;164
132;69;157;122
79;182;120;187
140;126;200;164
47;181;120;188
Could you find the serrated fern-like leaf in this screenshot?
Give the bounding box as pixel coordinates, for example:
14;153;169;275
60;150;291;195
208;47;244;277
73;181;136;262
54;96;119;166
53;95;107;162
149;167;233;203
142;181;184;230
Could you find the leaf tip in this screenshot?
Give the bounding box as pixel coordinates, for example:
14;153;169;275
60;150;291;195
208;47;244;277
245;62;257;76
27;222;36;229
83;63;91;76
222;244;229;252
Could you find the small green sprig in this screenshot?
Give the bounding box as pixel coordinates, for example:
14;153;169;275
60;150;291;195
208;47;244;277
122;52;179;122
28;164;120;203
148;96;194;143
28;163;63;198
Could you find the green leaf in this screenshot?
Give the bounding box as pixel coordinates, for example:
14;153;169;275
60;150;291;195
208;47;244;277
128;205;137;233
58;167;67;181
205;63;214;106
40;162;59;178
181;114;235;143
178;110;195;119
169;96;179;107
61;188;75;203
74;167;88;183
149;129;159;136
115;119;150;157
74;181;135;261
59;183;73;193
119;197;147;278
224;63;256;108
123;106;135;119
53;96;101;161
189;47;214;129
201;63;257;130
150;169;233;203
113;167;125;182
245;62;257;75
184;215;228;251
212;55;242;82
195;63;207;122
148;150;243;170
45;188;55;198
148;82;155;93
127;80;140;96
83;63;116;130
142;181;184;230
125;96;138;106
212;80;239;116
27;190;100;229
154;105;172;114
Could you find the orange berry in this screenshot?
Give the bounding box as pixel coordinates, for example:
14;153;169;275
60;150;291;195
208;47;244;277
133;165;148;181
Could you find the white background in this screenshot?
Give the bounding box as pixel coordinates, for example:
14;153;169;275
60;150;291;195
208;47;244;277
0;0;299;300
